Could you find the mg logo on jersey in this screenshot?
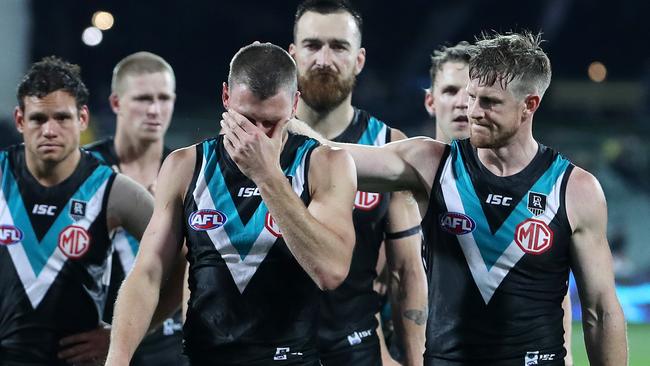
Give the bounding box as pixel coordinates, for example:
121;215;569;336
265;212;282;238
515;219;554;255
354;191;381;211
440;212;476;235
0;225;23;245
188;209;227;231
58;225;91;259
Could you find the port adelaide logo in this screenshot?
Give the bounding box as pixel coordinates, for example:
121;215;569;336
527;192;547;216
188;209;227;231
439;212;476;235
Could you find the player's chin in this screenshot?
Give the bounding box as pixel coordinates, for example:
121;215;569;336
469;135;494;149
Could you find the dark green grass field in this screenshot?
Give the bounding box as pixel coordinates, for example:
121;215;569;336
571;322;650;365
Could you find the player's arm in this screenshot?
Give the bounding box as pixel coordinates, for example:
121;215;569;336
105;147;195;366
260;145;356;290
222;110;356;290
57;174;154;365
287;117;444;195
382;127;427;366
567;167;627;366
562;292;573;366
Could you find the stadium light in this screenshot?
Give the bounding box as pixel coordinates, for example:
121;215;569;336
588;61;607;83
92;11;114;31
82;27;103;47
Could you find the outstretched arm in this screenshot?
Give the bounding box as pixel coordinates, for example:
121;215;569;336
105;148;194;365
567;167;627;366
286;117;444;196
222;110;356;290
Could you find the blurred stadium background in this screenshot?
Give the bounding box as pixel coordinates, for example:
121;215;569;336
1;0;648;364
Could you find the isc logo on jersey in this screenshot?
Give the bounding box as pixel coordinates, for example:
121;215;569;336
515;218;553;255
0;225;23;245
58;225;91;259
354;191;381;211
439;212;476;235
188;209;227;231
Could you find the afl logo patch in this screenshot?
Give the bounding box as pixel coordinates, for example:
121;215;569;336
188;209;227;231
354;191;381;211
515;218;554;255
58;225;91;259
0;225;23;245
265;212;282;238
439;212;476;235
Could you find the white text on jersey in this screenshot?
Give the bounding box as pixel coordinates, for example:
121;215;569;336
32;204;57;216
486;194;512;207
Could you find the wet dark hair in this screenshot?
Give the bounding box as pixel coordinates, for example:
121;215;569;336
228;42;297;100
469;30;551;98
294;0;363;43
17;56;89;110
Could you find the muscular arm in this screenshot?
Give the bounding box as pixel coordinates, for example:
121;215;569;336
382;129;427;366
567;167;627;366
105;148;194;365
222;111;356;290
287;117;444;197
257;146;357;290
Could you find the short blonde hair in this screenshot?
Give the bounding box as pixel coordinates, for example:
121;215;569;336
111;51;175;95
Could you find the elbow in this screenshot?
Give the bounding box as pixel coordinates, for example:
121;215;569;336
316;253;352;291
317;266;349;291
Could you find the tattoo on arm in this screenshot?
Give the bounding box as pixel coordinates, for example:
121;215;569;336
403;306;428;326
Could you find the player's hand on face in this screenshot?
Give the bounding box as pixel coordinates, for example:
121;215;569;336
221;109;287;183
58;323;110;366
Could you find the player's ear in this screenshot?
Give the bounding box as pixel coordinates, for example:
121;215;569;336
424;88;435;116
291;90;300;118
14;106;25;133
222;82;230;109
354;47;366;75
78;105;89;131
109;93;120;114
522;94;540;119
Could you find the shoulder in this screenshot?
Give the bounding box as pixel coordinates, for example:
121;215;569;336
310;144;355;170
398;136;447;161
163;145;198;169
83;137;113;151
566;166;606;231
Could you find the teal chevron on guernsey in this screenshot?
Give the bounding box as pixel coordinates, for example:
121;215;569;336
0;152;113;308
356;116;387;146
451;141;570;270
1;154;112;275
201;139;315;260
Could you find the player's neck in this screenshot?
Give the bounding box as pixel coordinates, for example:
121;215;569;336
435;126;451;144
296;95;354;140
113;130;164;167
476;133;538;177
25;148;81;187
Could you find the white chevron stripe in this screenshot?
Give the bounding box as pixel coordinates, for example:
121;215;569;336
2;178;109;308
113;228;136;272
372;125;387;147
440;156;565;304
194;151;309;293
